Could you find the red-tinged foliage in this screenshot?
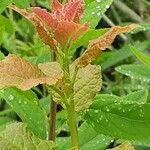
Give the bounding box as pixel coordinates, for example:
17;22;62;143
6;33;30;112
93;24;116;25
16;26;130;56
9;0;89;50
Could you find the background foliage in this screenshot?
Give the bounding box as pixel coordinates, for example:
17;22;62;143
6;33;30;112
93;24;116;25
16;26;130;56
0;0;150;149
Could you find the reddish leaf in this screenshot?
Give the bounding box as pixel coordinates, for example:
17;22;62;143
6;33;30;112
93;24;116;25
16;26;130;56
74;24;140;67
0;55;63;91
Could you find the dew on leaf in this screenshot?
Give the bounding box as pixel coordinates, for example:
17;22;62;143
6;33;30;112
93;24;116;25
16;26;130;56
94;110;99;113
9;95;15;100
106;5;110;9
97;12;101;16
24;101;27;104
91;12;95;15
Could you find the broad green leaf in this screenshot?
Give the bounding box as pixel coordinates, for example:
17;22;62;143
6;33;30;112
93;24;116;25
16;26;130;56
69;29;108;56
115;64;150;83
0;88;48;139
0;123;54;149
82;0;113;28
12;0;30;8
108;142;134;150
0;15;14;35
79;122;113;150
84;94;150;141
122;90;148;103
130;45;150;68
74;64;102;111
57;122;113;150
0;0;11;13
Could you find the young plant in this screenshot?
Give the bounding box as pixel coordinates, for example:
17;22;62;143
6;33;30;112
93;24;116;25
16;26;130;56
0;0;140;149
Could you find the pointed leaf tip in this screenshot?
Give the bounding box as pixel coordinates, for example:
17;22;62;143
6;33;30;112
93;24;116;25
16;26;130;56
74;24;140;67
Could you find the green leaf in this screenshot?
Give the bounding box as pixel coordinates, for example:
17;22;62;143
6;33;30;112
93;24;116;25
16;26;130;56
115;64;150;83
130;45;150;68
39;96;50;114
0;123;54;149
79;122;113;150
57;122;113;150
84;94;150;141
0;0;11;13
82;0;113;28
74;64;102;111
12;0;30;8
0;15;14;36
122;90;148;103
96;41;149;70
69;29;108;56
0;88;48;139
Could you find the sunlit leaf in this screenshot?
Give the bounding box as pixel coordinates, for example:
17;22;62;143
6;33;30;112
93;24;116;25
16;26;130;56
0;123;55;149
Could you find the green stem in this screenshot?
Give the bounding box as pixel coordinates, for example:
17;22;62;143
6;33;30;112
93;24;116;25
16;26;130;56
49;52;57;142
62;48;80;149
67;103;79;149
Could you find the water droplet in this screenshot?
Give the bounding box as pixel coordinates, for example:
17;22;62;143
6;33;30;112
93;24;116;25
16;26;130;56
106;5;110;9
94;110;99;113
0;89;4;93
96;0;101;3
110;140;114;143
91;12;95;15
24;101;27;104
97;12;101;16
9;95;14;100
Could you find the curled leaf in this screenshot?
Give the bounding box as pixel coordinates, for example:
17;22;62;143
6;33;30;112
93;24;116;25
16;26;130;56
74;24;140;67
0;55;63;91
9;5;58;51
